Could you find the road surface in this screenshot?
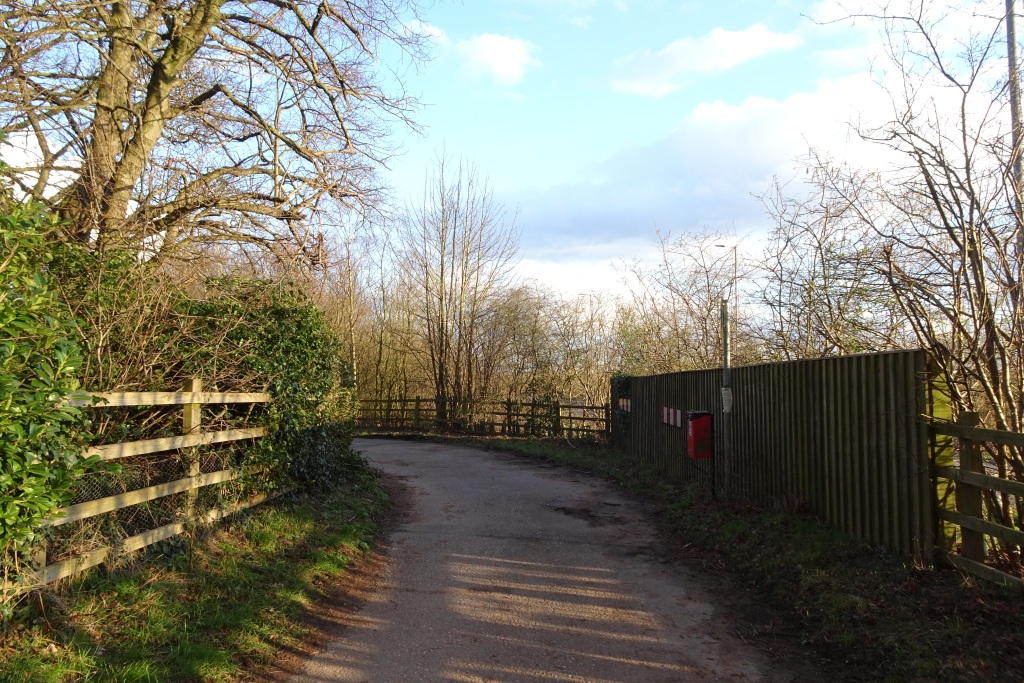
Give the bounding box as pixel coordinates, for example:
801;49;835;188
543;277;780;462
287;439;805;683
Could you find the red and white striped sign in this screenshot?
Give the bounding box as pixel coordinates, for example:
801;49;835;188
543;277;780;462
617;398;631;412
661;407;683;427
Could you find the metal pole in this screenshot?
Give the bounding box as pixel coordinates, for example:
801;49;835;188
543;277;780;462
732;244;738;314
1008;0;1024;262
721;298;732;498
722;298;731;386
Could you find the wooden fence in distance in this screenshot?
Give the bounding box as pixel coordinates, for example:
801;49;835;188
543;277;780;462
7;379;271;597
614;350;933;561
358;398;610;439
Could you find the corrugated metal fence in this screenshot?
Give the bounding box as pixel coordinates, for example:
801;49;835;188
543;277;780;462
613;350;934;560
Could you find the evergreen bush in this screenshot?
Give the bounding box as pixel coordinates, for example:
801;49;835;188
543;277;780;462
0;193;100;602
185;278;359;489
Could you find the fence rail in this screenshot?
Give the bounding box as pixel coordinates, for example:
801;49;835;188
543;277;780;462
932;413;1024;588
31;492;272;587
357;398;610;438
67;391;269;407
4;379;272;599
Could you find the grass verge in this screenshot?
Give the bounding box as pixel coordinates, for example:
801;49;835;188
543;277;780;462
0;464;389;683
411;433;1024;683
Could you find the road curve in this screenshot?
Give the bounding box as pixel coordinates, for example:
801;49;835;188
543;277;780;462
287;439;801;683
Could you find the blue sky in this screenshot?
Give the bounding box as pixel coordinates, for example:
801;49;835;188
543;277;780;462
379;0;890;295
2;0;990;297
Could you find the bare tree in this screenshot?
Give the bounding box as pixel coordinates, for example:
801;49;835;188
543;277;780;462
776;0;1024;562
619;229;758;373
548;293;616;405
364;238;420;401
487;284;555;402
0;0;424;257
828;2;1022;424
398;155;519;427
756;172;911;360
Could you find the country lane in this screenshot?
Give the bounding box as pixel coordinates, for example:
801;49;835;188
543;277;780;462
286;438;808;683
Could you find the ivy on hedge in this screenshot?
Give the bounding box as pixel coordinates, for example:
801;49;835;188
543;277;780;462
187;278;359;489
610;374;631;441
0;193;100;586
1;196;359;606
46;254;361;491
611;374;631;399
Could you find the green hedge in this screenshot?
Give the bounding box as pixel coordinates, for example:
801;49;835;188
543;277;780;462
2;205;359;608
0;194;100;607
48;249;360;490
189;278;359;489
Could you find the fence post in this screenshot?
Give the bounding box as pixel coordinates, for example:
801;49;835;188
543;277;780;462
957;411;986;563
414;397;421;431
604;402;611;437
29;544;46;577
552;400;562;437
929;363;957;554
183;377;202;522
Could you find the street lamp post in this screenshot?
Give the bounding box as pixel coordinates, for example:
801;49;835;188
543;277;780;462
716;242;738;310
1007;0;1023;261
720;297;732;498
715;243;738;498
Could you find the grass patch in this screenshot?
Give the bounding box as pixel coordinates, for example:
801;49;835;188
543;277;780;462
0;464;389;683
434;434;1024;683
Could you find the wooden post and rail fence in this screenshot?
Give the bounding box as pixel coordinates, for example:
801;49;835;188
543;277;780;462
10;351;1024;597
357;397;611;438
3;379;273;599
931;412;1024;588
6;389;605;601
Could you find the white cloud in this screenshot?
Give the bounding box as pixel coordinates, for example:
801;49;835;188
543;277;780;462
611;24;803;97
0;132;78;200
510;72;899;260
406;19;451;49
518;250;640;298
456;34;539;87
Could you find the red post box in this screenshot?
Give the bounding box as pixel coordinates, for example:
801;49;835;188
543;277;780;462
687;411;713;459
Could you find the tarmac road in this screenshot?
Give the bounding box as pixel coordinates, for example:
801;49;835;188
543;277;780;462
287;439;804;683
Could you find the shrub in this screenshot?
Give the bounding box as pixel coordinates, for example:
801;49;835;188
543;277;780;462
0;193;99;602
47;245;235;393
0;221;357;614
187;278;359;489
48;255;360;489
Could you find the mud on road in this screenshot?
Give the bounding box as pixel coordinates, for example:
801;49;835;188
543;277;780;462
286;439;823;683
